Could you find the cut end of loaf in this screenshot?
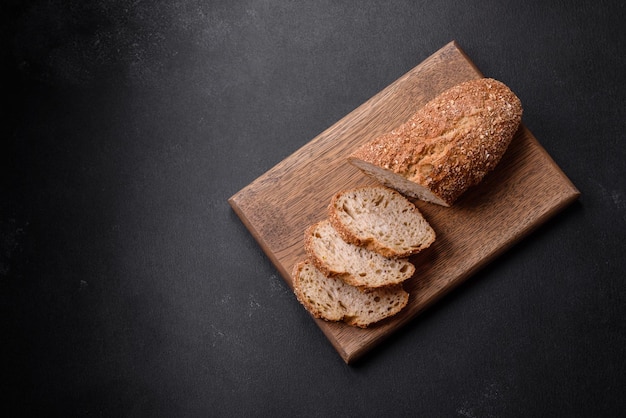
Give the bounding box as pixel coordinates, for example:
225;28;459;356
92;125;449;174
346;159;451;206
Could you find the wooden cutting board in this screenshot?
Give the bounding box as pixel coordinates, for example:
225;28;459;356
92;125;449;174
229;41;580;364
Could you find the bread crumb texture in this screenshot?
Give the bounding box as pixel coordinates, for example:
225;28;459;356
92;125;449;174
292;260;409;328
329;186;435;257
304;219;415;289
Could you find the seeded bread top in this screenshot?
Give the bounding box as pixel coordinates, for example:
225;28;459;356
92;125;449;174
349;78;522;206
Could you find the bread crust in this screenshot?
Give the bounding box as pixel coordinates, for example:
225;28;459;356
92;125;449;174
292;261;324;320
349;78;523;206
303;222;336;278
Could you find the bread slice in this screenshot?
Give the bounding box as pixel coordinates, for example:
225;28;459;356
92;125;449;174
292;260;409;328
348;78;523;206
328;186;436;258
304;219;415;289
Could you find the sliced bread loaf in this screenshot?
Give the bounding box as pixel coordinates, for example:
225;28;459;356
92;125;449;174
292;260;409;328
348;78;522;206
328;186;436;258
304;219;415;289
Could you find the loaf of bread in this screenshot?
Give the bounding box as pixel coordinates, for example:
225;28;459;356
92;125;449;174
292;260;409;328
304;219;415;289
328;186;435;258
348;78;523;206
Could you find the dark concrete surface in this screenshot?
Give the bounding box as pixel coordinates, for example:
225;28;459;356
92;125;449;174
2;1;625;416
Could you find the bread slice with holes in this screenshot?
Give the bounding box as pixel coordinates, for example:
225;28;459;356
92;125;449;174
348;78;522;206
328;186;435;258
304;219;415;289
292;260;409;328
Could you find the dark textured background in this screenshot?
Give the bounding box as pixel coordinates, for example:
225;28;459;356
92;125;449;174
2;1;625;416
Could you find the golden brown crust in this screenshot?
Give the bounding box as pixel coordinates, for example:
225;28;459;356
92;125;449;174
291;261;322;319
349;78;523;205
303;222;336;278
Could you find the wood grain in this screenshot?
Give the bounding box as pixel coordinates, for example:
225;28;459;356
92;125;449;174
228;41;580;364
